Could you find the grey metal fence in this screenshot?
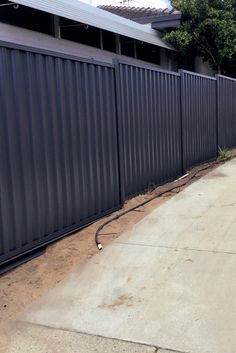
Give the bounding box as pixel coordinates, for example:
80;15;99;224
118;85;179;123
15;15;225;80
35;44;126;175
115;61;182;197
0;43;236;270
180;70;217;170
0;45;121;267
217;75;236;148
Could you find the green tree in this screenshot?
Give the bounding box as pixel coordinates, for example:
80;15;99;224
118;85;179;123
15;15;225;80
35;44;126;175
163;0;236;74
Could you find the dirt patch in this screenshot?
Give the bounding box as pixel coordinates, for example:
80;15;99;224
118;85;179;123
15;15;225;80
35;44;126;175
0;157;234;351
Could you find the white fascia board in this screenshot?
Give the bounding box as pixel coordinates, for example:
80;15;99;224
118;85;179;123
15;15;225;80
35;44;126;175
10;0;173;50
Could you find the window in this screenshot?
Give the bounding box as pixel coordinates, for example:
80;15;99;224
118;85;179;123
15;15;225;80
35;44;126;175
136;42;160;65
102;30;116;53
60;18;100;48
120;35;136;58
0;3;53;35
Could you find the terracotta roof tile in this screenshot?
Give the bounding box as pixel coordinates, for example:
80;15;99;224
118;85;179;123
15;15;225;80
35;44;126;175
98;5;181;20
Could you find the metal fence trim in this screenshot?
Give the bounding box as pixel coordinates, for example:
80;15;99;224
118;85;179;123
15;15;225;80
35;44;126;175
0;40;114;68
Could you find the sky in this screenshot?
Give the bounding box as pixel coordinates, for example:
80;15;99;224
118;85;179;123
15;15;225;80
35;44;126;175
81;0;171;9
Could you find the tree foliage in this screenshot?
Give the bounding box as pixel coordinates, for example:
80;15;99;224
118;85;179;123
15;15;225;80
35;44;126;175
163;0;236;73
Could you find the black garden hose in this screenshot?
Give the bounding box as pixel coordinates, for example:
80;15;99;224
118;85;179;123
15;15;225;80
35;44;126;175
95;162;214;250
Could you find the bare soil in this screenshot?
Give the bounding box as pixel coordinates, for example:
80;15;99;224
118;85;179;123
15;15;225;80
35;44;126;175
0;159;229;352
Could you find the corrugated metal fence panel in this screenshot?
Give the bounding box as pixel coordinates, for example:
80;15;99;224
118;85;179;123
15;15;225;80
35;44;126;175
217;75;236;148
0;46;121;265
181;70;217;169
116;62;182;198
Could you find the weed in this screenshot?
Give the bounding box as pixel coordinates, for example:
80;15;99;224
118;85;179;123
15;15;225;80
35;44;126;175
218;147;232;162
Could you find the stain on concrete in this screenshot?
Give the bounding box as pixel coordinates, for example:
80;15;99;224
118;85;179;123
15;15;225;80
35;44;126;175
99;294;134;310
99;294;144;310
205;171;228;179
148;218;159;225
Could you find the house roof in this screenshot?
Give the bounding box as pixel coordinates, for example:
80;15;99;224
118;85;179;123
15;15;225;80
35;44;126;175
0;22;160;67
9;0;173;50
97;6;181;21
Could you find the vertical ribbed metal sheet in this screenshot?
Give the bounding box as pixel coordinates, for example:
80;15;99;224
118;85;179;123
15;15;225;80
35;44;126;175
217;75;236;148
0;45;121;266
2;42;236;271
115;61;182;197
180;70;217;169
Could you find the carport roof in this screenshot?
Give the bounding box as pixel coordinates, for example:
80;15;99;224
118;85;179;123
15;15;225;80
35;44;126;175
9;0;173;50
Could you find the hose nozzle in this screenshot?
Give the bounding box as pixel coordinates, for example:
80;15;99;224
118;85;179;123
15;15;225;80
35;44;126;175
97;243;103;250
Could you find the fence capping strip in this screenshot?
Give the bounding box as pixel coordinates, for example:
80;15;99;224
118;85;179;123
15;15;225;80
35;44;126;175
0;40;114;68
116;58;181;76
216;74;236;82
179;69;217;80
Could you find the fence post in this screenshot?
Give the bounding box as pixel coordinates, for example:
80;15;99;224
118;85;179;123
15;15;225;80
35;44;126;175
215;75;220;153
113;59;125;205
178;69;185;175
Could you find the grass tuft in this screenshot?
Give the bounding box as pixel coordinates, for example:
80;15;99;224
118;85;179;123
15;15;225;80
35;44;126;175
218;147;232;162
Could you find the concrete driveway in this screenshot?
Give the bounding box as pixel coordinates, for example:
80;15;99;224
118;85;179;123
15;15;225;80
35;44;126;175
8;159;236;353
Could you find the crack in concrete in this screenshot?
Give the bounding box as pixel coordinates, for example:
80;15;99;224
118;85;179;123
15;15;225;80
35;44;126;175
156;347;190;353
115;241;236;256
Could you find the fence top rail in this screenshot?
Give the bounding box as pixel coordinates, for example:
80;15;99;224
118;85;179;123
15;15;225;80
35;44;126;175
179;69;216;81
114;58;181;77
0;40;114;68
216;74;236;82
